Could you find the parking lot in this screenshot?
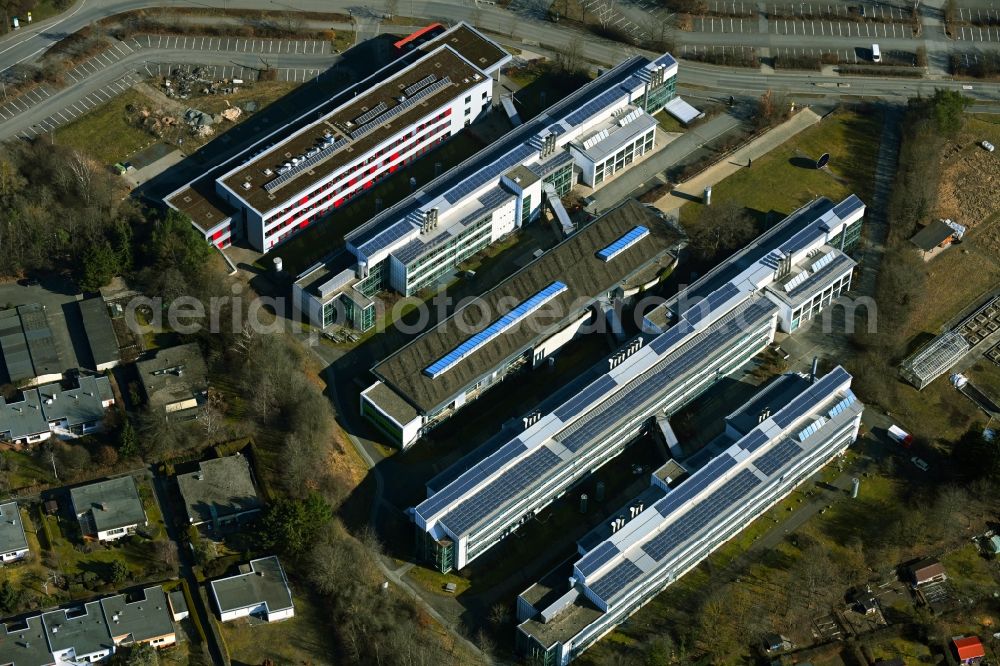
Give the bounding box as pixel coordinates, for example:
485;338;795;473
16;73;142;140
953;9;1000;41
772;45;863;62
134;34;332;55
0;85;55;122
692;16;760;33
65;39;139;84
579;0;650;40
768;17;914;37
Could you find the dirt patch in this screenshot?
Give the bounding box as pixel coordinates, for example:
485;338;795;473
934;118;1000;256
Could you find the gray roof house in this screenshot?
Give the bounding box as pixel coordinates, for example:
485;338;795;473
211;556;295;623
176;455;261;528
0;615;53;666
79;298;121;372
37;376;115;438
135;343;208;419
41;601;115;663
100;587;176;647
0;304;63;387
0;501;29;562
70;476;147;542
0;389;50;445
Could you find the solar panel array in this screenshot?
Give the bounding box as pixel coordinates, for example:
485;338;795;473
354;101;388;126
263;137;350;193
589;560;643;601
786;254;851;299
596;226;650;262
637;469;761;565
349;77;453;140
682;282;741;326
553;375;617;422
740;429;771;453
443;144;535;204
770;366;850;428
425;282;569;378
753;439;803;475
440;446;561;535
356;217;417;259
832;194;864;220
564;87;627;127
417;440;528;519
404;74;437;97
559;300;776;453
811;251;836;273
827;391;856;419
648;319;694;354
576;541;620;577
797;416;828;442
655;454;737;519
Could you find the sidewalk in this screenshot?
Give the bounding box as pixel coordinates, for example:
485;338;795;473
655;107;823;211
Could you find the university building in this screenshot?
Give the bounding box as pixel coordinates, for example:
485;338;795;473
360;199;686;448
412;195;865;573
293;50;680;332
515;367;864;665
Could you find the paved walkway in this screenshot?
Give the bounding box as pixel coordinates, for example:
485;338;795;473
589;110;744;211
855;104;902;299
655;107;823;211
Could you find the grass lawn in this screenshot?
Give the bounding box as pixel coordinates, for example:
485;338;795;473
679;108;882;227
405;564;471;597
216;588;334;664
942;543;997;595
53;88;160;165
2;449;57;492
654;110;686;134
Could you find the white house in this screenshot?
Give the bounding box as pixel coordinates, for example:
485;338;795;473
70;476;148;542
0;501;29;563
210;556;294;623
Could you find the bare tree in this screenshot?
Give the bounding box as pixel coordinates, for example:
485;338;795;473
556;36;585;74
385;0;399;17
68;151;95;206
688;200;755;259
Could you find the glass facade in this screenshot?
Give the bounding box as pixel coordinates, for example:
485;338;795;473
405;213;495;294
789;271;852;332
828;218;863;253
361;400;402;443
521;194;533;224
322;301;336;328
636;75;677;114
417;531;456;573
594;128;655;186
543;162;574;197
356;261;385;298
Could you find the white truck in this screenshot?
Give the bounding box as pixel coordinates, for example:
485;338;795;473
888;425;913;447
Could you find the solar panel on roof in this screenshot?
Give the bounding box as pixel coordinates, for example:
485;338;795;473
440;446;561;535
683;282;740;326
831;194;863;219
478;440;528;477
648;319;694;354
596;226;650;262
425;282;568;378
349;77;453;140
565;88;626;127
553;375;617;421
354;101;388;126
417;466;488;519
404;74;436;97
589;560;643;601
640;469;760;566
770;368;849;428
740;430;770;453
577;541;620;577
754;439;802;476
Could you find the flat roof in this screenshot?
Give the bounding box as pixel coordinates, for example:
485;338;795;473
0;615;51;666
0;501;28;554
0;308;33;383
41;601;114;657
177;455;261;525
363;380;419;426
79;298;121;369
167;22;508;231
211;556;293;614
70;476;146;533
100;587;174;643
371;199;684;414
0;389;49;441
519;595;604;650
576;485;667;554
136;343;208;412
16;304;62;380
37;376;114;427
221;46;487;213
726;373;812;436
574;106;657;163
347;52;678;258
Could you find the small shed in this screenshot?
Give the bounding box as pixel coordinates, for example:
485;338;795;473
952;636;985;664
910;219;965;260
908;557;947;586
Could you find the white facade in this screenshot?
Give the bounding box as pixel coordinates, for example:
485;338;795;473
415;195;865;572
210;556;295;624
517;368;864;664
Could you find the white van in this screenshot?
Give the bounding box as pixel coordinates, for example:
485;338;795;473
872;44;881;62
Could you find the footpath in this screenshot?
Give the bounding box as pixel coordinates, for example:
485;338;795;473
656;107;823;211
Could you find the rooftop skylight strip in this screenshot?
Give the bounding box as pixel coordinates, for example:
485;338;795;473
596;226;650;262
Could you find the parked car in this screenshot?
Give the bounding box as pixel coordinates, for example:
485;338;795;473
981;140;995;152
910;456;929;472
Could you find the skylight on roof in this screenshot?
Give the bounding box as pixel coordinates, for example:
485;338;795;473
424;281;568;378
597;226;649;262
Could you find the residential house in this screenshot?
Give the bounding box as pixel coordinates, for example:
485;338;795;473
176;455;261;531
100;587;177;650
70;476;148;542
210;556;294;623
135;344;208;420
0;501;29;563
